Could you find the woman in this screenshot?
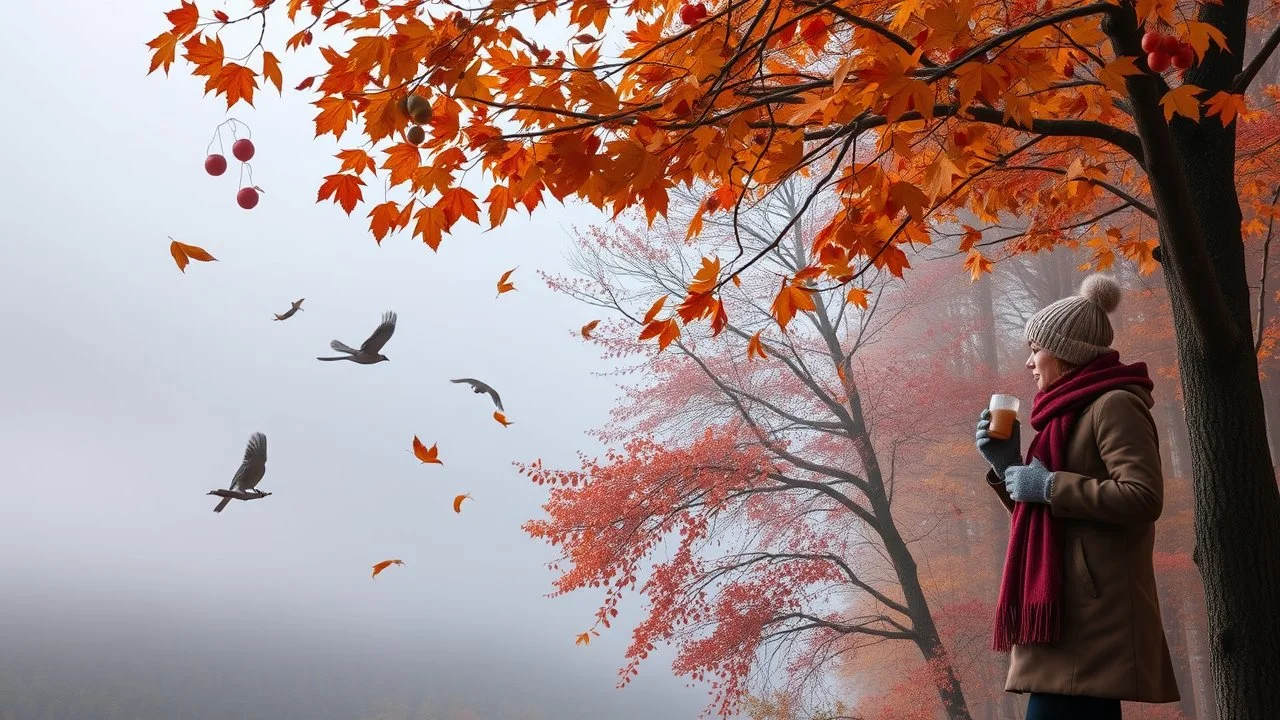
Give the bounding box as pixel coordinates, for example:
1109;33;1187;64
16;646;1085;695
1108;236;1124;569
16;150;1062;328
974;274;1180;720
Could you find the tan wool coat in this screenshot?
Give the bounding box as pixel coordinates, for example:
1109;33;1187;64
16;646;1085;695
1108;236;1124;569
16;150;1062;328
985;385;1180;703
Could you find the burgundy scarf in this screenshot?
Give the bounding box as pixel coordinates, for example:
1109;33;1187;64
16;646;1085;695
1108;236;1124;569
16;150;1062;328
992;350;1152;652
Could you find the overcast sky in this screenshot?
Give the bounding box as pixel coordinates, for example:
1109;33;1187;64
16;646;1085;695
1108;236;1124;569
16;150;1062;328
0;3;709;717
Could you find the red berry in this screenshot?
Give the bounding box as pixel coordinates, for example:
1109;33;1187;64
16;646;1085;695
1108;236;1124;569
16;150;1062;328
1161;35;1181;55
232;138;256;162
1147;51;1171;73
237;187;260;210
678;2;706;24
1172;44;1194;70
204;154;227;176
1141;31;1163;54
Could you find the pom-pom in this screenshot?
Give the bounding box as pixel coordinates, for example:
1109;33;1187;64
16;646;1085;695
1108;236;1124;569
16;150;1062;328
1080;274;1122;314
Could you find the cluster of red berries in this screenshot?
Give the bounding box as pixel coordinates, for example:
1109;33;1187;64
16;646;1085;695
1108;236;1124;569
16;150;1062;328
1142;31;1194;73
679;2;708;25
202;119;263;210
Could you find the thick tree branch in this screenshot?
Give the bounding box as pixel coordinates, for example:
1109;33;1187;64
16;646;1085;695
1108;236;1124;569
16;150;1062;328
996;165;1157;218
729;551;913;617
1232;22;1280;94
766;612;918;640
802;104;1144;162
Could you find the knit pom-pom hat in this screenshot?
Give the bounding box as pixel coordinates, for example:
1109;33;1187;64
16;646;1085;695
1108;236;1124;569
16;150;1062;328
1023;274;1122;365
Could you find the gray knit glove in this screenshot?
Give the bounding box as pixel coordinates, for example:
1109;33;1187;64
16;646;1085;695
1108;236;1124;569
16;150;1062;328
975;409;1022;479
1003;458;1054;504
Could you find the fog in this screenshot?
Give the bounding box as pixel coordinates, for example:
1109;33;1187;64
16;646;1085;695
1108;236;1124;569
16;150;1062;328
0;2;706;718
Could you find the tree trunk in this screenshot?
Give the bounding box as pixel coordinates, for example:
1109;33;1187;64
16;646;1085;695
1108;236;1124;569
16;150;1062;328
1172;105;1280;720
1171;148;1280;720
1106;3;1280;715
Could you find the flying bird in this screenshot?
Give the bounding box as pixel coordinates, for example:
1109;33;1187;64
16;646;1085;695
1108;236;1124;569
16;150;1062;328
317;311;396;363
273;298;305;321
213;432;268;513
451;377;503;410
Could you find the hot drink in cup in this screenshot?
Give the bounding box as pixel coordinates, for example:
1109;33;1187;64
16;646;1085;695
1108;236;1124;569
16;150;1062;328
988;394;1020;441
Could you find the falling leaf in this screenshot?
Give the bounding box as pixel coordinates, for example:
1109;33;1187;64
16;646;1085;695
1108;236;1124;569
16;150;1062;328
295;75;316;91
580;319;600;338
494;411;514;426
575;632;592;646
497;267;517;295
747;330;768;361
213;9;230;22
453;493;473;513
371;559;404;578
412;436;442;465
1161;84;1203;123
169;238;217;273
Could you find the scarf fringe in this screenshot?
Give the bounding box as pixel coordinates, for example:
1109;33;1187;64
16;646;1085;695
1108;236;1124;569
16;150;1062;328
993;600;1062;652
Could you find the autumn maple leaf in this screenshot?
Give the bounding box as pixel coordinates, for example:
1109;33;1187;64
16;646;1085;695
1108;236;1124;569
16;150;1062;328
494;411;514;426
770;278;817;331
580;319;600;338
169;238;217;273
371;559;404;578
746;330;768;361
412;436;442;465
318;173;365;215
496;267;517;296
963;249;994;281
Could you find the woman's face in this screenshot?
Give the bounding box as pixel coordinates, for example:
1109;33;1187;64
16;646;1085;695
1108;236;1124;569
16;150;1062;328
1027;345;1068;391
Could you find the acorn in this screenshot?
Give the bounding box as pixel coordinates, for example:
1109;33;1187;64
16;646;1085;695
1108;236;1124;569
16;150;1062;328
406;94;433;125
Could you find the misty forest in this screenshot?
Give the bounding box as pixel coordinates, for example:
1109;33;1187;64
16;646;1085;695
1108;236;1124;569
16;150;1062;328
3;0;1280;718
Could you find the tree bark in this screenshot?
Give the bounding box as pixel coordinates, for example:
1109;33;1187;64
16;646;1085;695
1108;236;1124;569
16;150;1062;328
1104;4;1280;716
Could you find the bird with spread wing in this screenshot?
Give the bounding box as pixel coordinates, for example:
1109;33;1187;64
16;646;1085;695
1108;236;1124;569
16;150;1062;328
213;432;268;513
273;298;305;321
317;311;397;364
450;378;503;410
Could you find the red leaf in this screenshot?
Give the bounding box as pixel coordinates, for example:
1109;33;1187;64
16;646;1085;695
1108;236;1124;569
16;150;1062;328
165;1;200;37
317;173;366;215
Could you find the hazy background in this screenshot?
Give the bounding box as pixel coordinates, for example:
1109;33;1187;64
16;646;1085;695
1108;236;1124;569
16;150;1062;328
0;2;708;717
